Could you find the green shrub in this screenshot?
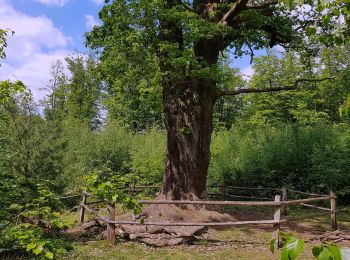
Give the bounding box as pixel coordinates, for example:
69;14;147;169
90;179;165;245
130;128;166;185
208;122;350;196
62;120;133;190
0;182;71;259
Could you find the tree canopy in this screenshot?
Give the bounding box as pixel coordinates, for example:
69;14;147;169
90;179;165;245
85;0;350;200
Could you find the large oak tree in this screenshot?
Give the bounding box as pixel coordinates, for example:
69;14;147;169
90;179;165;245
86;0;349;200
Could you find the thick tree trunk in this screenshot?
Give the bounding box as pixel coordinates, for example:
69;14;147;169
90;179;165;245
157;0;221;200
160;79;217;200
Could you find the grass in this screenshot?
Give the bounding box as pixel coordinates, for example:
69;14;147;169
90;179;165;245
61;206;350;259
64;240;275;260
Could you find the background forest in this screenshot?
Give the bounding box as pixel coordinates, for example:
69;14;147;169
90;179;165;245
1;45;350;258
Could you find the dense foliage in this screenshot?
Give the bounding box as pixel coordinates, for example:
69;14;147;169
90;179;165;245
269;233;350;260
1;0;350;255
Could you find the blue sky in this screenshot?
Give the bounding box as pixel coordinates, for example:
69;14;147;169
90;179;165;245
8;0;103;51
0;0;103;100
0;0;255;101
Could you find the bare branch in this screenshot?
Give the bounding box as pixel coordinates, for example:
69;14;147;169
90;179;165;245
216;78;334;97
219;0;249;25
219;0;278;26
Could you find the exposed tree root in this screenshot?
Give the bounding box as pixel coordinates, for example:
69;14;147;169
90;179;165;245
115;203;234;246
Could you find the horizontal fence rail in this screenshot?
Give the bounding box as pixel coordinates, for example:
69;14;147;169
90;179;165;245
138;200;281;206
79;186;337;246
104;220;287;226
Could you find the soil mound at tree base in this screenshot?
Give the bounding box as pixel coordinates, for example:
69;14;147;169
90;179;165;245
116;204;234;246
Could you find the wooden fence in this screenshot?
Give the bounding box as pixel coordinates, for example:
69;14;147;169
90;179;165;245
79;186;337;246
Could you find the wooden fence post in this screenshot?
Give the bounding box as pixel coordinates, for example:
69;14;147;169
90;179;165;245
80;193;87;224
106;203;116;245
330;191;337;230
220;184;227;200
129;183;135;196
281;187;288;216
273;195;281;251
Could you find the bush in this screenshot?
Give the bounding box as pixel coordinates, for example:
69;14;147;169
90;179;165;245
130;128;166;185
61;120;133;190
0;181;71;259
208;122;350;197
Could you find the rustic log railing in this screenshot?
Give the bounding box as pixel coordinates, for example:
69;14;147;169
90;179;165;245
79;187;337;245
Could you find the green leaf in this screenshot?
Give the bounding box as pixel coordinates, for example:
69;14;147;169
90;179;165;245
45;251;54;259
319;35;329;44
312;245;323;257
318;248;331;260
322;15;331;26
334;37;344;46
332;9;340;16
281;247;289;260
33;244;44;255
327;245;342;260
26;242;37;251
270;239;276;253
306;27;317;37
286;239;305;259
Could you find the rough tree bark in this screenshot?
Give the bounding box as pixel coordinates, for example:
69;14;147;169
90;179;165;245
159;0;221;200
161;80;217;199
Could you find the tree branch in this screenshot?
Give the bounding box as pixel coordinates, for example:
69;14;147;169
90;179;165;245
219;0;279;26
216;78;334;97
219;0;249;25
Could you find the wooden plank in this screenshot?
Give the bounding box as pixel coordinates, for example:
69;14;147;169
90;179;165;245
273;195;281;251
80;204;109;222
288;190;324;197
330;191;337;230
300;203;331;212
80;203;287;227
220;184;227;200
106;219;287;226
106;203;116;245
79;194;87;223
227;186;281;191
139;200;281;206
225;194;273;200
281;196;330;205
281;187;288;215
79;203;287;227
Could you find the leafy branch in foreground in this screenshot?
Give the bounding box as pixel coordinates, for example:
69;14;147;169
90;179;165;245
0;183;71;259
270;233;350;260
85;170;142;214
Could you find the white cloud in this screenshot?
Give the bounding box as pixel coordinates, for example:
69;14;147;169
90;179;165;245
85;15;100;30
240;66;254;81
1;50;69;100
90;0;104;5
273;45;286;53
0;0;71;101
34;0;70;7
